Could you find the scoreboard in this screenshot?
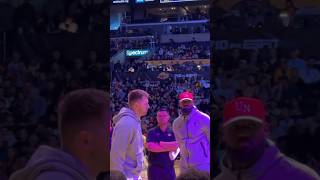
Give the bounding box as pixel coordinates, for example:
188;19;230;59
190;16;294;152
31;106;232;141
160;0;203;3
112;0;205;4
136;0;156;2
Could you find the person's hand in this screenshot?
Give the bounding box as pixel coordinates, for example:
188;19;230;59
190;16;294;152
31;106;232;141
143;135;147;148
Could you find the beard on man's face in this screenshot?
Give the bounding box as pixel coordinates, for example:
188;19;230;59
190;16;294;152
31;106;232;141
226;134;266;161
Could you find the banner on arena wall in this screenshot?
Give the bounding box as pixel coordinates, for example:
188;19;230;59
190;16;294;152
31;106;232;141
174;73;198;78
148;59;210;65
214;39;279;50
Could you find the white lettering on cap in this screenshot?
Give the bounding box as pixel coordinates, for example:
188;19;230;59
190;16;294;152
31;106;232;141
235;101;251;113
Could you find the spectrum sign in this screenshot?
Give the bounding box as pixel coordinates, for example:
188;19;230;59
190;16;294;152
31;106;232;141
126;49;149;57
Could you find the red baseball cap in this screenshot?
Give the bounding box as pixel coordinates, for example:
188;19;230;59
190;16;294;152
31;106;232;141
179;91;193;102
223;97;266;127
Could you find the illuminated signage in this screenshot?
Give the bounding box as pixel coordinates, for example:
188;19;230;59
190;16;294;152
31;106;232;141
160;0;201;3
113;0;129;3
135;0;155;2
126;49;149;56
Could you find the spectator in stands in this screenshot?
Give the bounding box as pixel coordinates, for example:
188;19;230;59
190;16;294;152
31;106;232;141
58;16;78;33
29;88;47;122
299;58;320;84
284;0;297;19
287;49;307;76
10;89;110;180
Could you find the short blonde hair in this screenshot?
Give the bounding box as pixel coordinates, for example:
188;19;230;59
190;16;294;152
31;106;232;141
128;89;149;106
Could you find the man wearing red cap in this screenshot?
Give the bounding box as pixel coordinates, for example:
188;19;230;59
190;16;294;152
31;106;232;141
215;97;320;180
172;91;210;173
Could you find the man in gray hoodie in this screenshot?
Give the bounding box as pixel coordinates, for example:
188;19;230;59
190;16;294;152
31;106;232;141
215;97;320;180
110;89;150;179
173;91;210;174
10;89;110;180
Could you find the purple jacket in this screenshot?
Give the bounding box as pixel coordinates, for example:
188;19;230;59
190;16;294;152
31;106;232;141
215;140;320;180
